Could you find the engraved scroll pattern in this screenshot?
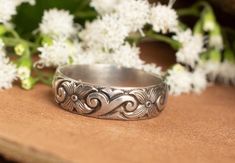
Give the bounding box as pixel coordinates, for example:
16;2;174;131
53;77;168;120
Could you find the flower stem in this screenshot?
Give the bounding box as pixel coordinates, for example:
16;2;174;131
177;0;212;17
145;30;181;50
1;37;37;48
39;77;53;86
33;68;54;86
8;29;21;39
177;8;200;17
74;10;97;19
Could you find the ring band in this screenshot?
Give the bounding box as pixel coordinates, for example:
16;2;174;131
52;64;168;120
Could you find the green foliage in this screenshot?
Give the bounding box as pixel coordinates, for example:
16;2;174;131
12;0;95;37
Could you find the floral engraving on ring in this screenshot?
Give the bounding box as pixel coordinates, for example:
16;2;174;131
54;78;167;120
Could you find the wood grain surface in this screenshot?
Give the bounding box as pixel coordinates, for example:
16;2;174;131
0;42;234;163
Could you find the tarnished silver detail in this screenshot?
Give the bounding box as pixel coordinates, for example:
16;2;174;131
53;64;168;120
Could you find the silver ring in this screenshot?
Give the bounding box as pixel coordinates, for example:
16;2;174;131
52;64;168;120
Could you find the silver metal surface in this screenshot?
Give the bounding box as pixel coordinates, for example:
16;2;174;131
53;64;168;120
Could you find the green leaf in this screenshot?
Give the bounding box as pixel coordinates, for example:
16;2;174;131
12;0;93;37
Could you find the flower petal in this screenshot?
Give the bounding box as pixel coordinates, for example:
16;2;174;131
75;85;95;98
148;88;158;103
61;98;74;112
129;89;148;104
74;100;94;114
61;81;74;95
148;105;159;117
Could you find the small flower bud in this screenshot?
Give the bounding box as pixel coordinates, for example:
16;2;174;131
202;7;216;32
172;64;185;72
22;77;37;90
17;55;32;80
17;66;31;80
41;35;53;45
14;44;26;56
209;23;223;50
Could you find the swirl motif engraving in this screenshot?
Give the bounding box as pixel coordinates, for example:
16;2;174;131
54;77;168;120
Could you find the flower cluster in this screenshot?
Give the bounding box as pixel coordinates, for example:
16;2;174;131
173;29;204;68
79;14;129;51
39;9;76;38
195;4;235;86
78;0;177;74
166;64;207;95
150;0;178;34
36;9;79;68
38;1;164;75
0;0;34;89
0;40;17;89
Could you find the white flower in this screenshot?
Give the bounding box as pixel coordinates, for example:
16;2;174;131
79;14;129;51
203;21;215;32
150;0;178;34
174;29;204;67
173;29;192;44
142;63;162;75
217;62;235;85
92;0;150;34
209;35;223;50
90;0;122;15
74;53;97;65
0;0;17;23
74;47;110;64
203;19;215;32
0;39;7;60
0;42;17;89
21;77;34;90
0;0;34;23
166;64;192;95
200;61;220;82
0;39;4;49
37;38;78;67
111;43;143;68
191;68;207;93
17;66;31;80
111;41;162;74
75;42;162;75
208;23;223;50
202;9;216;32
115;0;150;33
0;59;17;89
74;42;162;75
201;60;235;85
39;9;75;38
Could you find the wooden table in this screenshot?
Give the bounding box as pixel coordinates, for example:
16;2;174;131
0;43;234;163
